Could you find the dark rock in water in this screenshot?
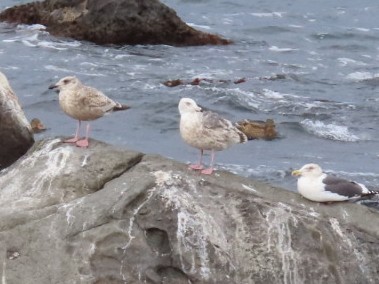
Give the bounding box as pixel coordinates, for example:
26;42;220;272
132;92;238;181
163;77;246;87
260;73;287;81
0;137;378;283
0;71;34;169
236;118;278;140
163;78;183;87
0;0;231;46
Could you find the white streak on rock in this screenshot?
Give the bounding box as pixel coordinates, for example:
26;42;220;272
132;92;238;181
33;145;72;193
155;170;231;280
329;218;351;246
329;218;369;277
59;199;84;227
266;203;300;284
0;139;72;208
123;188;155;250
81;155;89;167
1;260;6;284
242;184;257;192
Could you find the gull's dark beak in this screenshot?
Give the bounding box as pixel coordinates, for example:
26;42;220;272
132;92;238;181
48;83;57;90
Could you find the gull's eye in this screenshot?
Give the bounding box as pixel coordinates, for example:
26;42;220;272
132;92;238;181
63;79;69;84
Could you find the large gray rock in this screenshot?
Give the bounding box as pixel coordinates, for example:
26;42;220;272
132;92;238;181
0;0;231;46
0;71;34;169
0;138;378;283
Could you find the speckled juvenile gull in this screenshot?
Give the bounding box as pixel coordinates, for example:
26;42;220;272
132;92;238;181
178;97;247;175
292;163;378;202
49;76;130;147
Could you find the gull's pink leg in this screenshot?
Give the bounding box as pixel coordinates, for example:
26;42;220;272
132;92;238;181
76;122;90;148
189;149;204;170
201;150;215;175
64;120;81;143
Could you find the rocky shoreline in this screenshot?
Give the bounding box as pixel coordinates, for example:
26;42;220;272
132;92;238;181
0;137;378;283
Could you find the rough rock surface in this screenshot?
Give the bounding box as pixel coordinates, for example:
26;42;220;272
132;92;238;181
0;71;34;169
0;138;378;284
0;0;231;46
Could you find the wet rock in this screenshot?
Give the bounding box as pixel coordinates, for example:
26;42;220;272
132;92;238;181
236;118;278;140
163;79;184;87
0;137;378;283
0;0;231;46
0;71;34;169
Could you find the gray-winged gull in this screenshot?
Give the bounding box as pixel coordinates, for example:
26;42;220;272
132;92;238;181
178;97;247;175
292;163;378;202
49;76;130;148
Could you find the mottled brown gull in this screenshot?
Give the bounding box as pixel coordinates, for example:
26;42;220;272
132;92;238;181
292;163;378;202
49;76;130;148
178;97;247;175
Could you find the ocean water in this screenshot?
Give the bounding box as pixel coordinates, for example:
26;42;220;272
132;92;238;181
0;0;378;193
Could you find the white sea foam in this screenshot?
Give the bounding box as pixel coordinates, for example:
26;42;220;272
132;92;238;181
4;30;81;50
350;27;370;32
338;58;367;67
224;88;303;113
16;24;46;31
288;25;303;29
346;72;379;81
79;62;99;68
327;169;379;181
300;119;360;142
44;65;106;77
269;46;298;52
250;12;285;18
219;163;287;181
187;23;211;30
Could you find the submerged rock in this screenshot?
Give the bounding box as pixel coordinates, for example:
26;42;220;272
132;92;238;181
0;0;231;46
0;138;378;283
0;71;34;169
163;77;246;87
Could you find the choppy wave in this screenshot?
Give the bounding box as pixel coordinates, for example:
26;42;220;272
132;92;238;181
227;88;346;115
237;88;301;112
268;46;298;52
325;169;379;187
300;119;361;142
346;72;379;82
19;24;46;31
187;23;211;30
250;12;285;18
327;169;379;179
44;65;106;77
2;24;81;50
337;58;367;67
218;163;295;191
219;163;288;179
